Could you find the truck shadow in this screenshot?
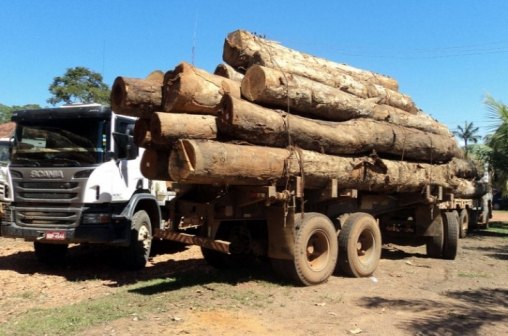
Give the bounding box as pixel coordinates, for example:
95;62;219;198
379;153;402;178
0;243;280;288
357;288;508;335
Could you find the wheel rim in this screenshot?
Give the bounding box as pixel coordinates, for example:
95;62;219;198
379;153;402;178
138;224;151;251
306;229;330;272
357;229;376;265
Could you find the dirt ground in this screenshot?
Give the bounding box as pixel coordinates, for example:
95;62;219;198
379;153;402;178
0;213;507;336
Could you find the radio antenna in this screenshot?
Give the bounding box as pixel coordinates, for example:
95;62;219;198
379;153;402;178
192;13;198;65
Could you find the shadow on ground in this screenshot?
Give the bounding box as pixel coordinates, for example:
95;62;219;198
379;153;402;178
358;288;508;335
0;242;282;288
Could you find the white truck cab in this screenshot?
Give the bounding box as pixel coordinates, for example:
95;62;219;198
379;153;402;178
1;104;165;268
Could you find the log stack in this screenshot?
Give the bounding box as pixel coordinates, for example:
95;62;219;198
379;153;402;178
111;29;483;198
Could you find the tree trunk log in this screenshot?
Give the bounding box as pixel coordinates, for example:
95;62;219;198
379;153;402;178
223;30;417;113
150;112;218;145
219;95;461;163
140;148;171;180
133;118;152;148
223;30;399;91
241;65;449;136
168;139;481;197
111;76;163;118
214;63;244;82
162;62;241;114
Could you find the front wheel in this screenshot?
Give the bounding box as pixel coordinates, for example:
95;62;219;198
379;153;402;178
122;210;152;269
338;213;382;277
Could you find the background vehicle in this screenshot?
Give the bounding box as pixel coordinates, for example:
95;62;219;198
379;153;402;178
0;137;12;220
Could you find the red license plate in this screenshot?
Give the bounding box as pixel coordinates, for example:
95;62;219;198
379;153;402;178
45;231;66;240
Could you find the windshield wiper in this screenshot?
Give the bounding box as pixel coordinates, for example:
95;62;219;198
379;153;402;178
46;157;82;167
10;157;41;167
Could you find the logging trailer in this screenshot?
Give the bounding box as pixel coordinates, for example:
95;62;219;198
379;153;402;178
0;104;489;285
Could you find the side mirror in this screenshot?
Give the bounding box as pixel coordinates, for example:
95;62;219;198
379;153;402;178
112;132;138;160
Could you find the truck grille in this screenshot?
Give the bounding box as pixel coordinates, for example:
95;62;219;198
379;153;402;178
9;167;88;227
16;181;80;202
0;183;5;200
15;208;80;226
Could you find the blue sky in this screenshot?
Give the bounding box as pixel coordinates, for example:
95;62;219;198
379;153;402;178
1;0;507;138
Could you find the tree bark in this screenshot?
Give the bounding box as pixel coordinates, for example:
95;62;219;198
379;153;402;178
223;30;417;113
162;62;241;114
111;75;163;118
214;63;244;82
241;65;449;136
219;95;461;163
140;148;171;181
168;139;481;197
150;112;218;145
223;30;399;91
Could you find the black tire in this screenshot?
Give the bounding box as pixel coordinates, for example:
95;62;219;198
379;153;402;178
468;209;479;231
33;242;68;264
272;213;338;286
442;211;459;260
338;213;382;278
458;209;469;238
122;210;152;270
426;212;444;258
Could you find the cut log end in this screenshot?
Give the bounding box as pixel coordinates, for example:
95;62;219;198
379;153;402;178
241;65;267;101
111;77;127;109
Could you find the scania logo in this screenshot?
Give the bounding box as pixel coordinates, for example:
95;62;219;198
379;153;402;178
30;170;64;179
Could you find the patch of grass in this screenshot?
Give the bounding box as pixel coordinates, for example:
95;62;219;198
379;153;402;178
0;275;282;336
486;222;508;238
14;290;38;300
457;271;489;278
0;278;187;336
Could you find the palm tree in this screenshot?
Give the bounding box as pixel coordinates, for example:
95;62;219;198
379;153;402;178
485;95;508;193
453;121;481;158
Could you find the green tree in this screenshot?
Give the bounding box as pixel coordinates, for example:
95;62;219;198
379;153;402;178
453;121;481;158
485;95;508;193
47;67;110;106
0;103;41;123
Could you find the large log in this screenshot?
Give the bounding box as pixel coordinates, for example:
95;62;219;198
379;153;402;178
151;112;218;145
111;74;164;118
140;148;171;180
223;31;417;113
241;65;450;136
168;139;481;198
162;62;241;114
223;30;399;91
219;95;461;163
133;118;152;148
214;63;244;82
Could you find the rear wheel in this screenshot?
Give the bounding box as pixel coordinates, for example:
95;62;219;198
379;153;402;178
426;212;444;258
338;213;382;277
443;211;459;260
122;210;152;269
458;209;469;238
272;213;338;286
33;242;68;265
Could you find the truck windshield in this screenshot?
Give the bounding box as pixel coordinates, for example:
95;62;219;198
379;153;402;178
0;141;10;165
11;119;106;167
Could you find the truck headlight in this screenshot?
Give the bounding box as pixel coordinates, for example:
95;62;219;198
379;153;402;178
82;213;111;224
